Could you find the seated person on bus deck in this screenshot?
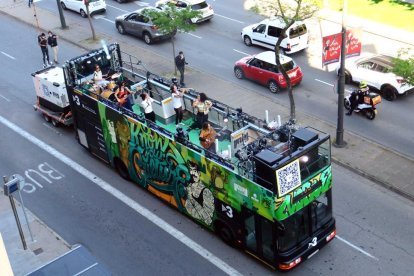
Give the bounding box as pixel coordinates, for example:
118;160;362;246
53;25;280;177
115;82;132;109
199;122;217;153
93;65;109;87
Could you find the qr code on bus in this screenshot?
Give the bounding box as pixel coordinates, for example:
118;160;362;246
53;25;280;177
276;160;301;196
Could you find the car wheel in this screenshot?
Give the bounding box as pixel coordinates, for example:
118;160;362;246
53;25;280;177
116;24;126;35
143;32;152;45
51;119;59;127
234;67;244;79
381;85;397;101
43;114;51;123
80;9;87;18
243;35;252;46
268;80;280;94
365;109;375;120
60;2;67;10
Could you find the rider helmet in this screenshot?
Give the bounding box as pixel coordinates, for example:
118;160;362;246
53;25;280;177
359;81;369;93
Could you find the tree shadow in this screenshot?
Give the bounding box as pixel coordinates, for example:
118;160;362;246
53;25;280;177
367;0;414;11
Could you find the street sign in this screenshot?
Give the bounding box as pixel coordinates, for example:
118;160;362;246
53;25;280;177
3;177;20;196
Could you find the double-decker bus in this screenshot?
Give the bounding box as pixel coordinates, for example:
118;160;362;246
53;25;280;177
63;43;335;270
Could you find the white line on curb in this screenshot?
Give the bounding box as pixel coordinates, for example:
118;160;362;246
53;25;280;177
1;51;16;60
336;235;379;261
0;115;242;276
233;49;249;56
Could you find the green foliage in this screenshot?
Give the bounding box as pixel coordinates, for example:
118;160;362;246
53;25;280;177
392;49;414;86
142;6;202;36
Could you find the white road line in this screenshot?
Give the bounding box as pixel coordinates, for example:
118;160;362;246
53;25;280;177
315;78;352;92
0;115;242;276
0;94;11;102
106;4;129;13
1;51;16;60
187;33;202;39
233;49;250;56
336;235;379;261
215;13;244;24
99;17;115;24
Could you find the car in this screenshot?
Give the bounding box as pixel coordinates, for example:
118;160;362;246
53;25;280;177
337;54;414;101
60;0;106;18
155;0;214;23
241;17;309;54
115;8;176;44
234;51;303;93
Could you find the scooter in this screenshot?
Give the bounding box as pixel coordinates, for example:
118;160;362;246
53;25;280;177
344;92;382;120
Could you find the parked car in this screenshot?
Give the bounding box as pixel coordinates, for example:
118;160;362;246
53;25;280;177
155;0;214;23
115;8;176;44
60;0;106;18
241;17;309;54
337;54;414;101
234;51;303;93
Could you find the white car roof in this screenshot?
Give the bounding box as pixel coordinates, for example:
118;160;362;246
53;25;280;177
159;0;207;4
260;17;305;29
254;51;292;65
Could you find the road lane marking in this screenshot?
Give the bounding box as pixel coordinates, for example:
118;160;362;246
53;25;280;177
336;235;379;261
215;13;244;24
187;33;202;39
315;78;352;92
0;94;10;102
106;4;129;13
1;51;16;60
0;115;242;276
99;17;115;24
233;49;249;56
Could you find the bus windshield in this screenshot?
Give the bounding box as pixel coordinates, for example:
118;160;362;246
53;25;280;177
278;191;332;252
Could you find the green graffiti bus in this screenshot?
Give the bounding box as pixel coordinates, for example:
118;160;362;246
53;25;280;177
63;44;336;270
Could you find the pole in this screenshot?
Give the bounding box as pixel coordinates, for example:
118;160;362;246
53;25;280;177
334;0;347;148
56;0;67;29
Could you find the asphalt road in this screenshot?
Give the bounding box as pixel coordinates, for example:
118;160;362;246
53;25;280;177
1;11;414;275
34;0;414;158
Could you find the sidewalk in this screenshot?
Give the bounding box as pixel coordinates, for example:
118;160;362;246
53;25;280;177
0;1;413;274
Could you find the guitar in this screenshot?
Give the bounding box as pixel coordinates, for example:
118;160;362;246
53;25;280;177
200;126;228;149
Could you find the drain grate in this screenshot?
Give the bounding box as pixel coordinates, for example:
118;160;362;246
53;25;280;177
33;248;43;255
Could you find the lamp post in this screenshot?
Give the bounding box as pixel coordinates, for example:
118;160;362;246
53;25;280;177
334;0;347;148
56;0;67;29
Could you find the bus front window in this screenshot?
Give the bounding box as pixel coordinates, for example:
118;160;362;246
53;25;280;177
278;208;310;252
311;191;332;231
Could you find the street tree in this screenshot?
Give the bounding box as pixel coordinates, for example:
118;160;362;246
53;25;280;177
143;6;201;74
392;48;414;86
246;0;318;121
85;1;96;40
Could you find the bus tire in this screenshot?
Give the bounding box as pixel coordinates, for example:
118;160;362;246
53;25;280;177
51;119;59;127
217;223;235;246
43;114;51;122
115;158;130;180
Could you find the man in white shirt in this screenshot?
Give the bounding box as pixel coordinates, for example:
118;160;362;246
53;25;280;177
93;65;109;86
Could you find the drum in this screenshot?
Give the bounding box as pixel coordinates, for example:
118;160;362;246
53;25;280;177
101;90;114;99
107;81;116;90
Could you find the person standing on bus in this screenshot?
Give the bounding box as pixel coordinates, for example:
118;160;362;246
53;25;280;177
192;92;212;129
140;93;156;122
115;81;132;109
170;78;184;125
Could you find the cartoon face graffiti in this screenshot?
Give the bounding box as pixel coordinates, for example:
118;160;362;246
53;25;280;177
185;162;215;226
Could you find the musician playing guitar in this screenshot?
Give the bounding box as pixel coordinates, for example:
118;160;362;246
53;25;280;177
199;122;217;153
115;81;132;108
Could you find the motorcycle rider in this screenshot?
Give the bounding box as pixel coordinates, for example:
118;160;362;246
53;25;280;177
346;81;369;116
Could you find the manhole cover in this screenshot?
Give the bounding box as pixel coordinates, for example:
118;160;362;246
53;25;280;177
33;248;43;255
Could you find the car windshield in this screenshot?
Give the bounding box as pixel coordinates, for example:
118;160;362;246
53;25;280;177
192;1;208;10
289;24;307;39
278;191;332;252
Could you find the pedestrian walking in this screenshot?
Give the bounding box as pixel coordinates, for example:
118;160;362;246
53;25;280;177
38;33;51;68
28;0;33;8
175;51;188;86
48;31;59;64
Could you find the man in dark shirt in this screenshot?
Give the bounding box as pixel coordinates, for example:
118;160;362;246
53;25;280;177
175;51;188;86
38;33;51;68
47;31;59;64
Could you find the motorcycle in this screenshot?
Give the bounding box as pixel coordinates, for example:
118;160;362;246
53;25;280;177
344;91;382;120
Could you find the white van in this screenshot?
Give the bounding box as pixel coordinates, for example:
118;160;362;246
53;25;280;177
241;17;309;54
61;0;106;18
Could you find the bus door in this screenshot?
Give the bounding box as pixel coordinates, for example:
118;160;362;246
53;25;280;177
242;208;275;264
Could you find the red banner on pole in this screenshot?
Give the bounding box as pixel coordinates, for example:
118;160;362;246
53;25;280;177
322;29;362;66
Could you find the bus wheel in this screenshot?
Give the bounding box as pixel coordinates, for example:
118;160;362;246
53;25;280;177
51;119;59;127
217;224;234;246
115;159;130;180
43;114;51;122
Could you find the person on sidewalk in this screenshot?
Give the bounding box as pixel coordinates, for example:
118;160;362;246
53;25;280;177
48;31;59;64
38;33;51;68
170;78;184;125
175;51;188;86
28;0;33;7
346;81;369;116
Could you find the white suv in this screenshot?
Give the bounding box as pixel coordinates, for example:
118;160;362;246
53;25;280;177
241;17;309;54
337;54;414;101
155;0;214;23
60;0;106;18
